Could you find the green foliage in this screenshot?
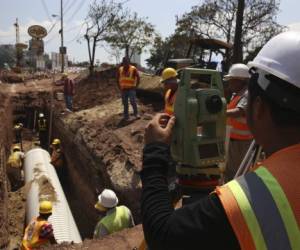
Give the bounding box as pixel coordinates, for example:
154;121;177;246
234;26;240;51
0;45;16;68
84;0;122;73
176;0;283;62
147;0;283;69
105;10;157;60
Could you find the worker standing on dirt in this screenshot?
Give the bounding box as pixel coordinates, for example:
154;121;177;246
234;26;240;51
117;57;140;121
14;122;23;144
37;113;48;150
7;145;24;191
161;67;178;116
50;139;65;182
140;31;300;250
57;73;74;112
22;201;57;249
224;63;253;182
93;189;135;239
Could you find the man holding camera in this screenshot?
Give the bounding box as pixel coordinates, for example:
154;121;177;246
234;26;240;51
141;31;300;250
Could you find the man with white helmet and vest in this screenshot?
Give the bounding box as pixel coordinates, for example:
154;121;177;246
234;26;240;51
224;63;253;181
37;113;48;149
93;189;135;239
117;57;140;121
22;201;56;249
140;31;300;249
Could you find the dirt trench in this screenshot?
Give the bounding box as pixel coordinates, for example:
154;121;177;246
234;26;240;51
0;72;164;249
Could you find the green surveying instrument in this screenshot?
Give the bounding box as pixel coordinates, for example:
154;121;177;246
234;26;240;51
170;68;227;192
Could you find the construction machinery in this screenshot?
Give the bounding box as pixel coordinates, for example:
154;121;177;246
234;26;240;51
162;38;232;71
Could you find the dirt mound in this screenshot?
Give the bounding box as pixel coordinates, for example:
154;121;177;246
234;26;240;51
74;71;120;111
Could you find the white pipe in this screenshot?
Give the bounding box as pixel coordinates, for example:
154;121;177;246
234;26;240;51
24;148;82;243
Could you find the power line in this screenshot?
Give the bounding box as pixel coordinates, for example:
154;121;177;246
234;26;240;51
65;21;86;44
64;0;79;16
66;0;86;23
41;0;53;22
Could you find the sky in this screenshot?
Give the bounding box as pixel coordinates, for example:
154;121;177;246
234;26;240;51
0;0;299;65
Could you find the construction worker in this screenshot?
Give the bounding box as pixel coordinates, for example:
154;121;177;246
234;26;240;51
56;73;75;111
22;201;56;249
116;57;140;120
14;122;23;144
93;189;135;239
37;113;48;150
224;63;253;182
7;145;24;191
161;67;178;116
50;139;65;182
141;31;300;249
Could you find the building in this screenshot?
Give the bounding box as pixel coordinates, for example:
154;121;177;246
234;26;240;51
51;52;68;71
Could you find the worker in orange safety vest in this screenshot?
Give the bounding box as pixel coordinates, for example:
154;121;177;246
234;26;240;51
224;63;253;182
161;67;178;116
117;57;140;120
141;31;300;250
22;201;56;249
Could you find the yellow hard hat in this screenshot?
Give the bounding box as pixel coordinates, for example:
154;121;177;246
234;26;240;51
52;138;61;145
161;68;178;83
13;145;21;151
39;201;52;214
62;72;68;77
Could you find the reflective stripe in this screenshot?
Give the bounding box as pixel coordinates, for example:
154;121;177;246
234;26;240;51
227;180;267;250
119;66;136;89
238;172;291;250
227;94;253;140
256;167;300;250
216;185;256;249
164;89;176;115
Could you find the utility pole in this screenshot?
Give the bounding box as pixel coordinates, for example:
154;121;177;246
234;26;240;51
60;0;65;73
232;0;245;63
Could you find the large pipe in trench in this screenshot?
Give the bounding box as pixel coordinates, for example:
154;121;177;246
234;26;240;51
24;148;82;243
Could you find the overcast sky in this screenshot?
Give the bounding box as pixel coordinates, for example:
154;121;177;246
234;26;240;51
0;0;299;64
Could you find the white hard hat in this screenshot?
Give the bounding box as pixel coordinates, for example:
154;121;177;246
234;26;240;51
248;31;300;89
39;113;44;118
96;189;118;208
224;63;250;80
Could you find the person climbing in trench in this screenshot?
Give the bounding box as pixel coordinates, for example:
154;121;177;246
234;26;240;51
50;138;66;183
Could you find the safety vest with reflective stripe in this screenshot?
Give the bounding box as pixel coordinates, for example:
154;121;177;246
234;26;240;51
119;65;137;90
38;119;47;131
164;89;176;115
227;94;253;140
100;206;131;234
22;218;50;250
216;143;300;250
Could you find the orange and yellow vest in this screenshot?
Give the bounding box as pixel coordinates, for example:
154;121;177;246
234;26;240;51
164;89;176;115
119;65;137;90
22;218;50;250
216;143;300;250
227;94;253;140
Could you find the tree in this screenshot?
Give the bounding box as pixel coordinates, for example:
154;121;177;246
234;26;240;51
106;10;156;60
175;0;282;65
84;0;122;74
146;34;191;70
232;0;245;63
0;45;16;68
